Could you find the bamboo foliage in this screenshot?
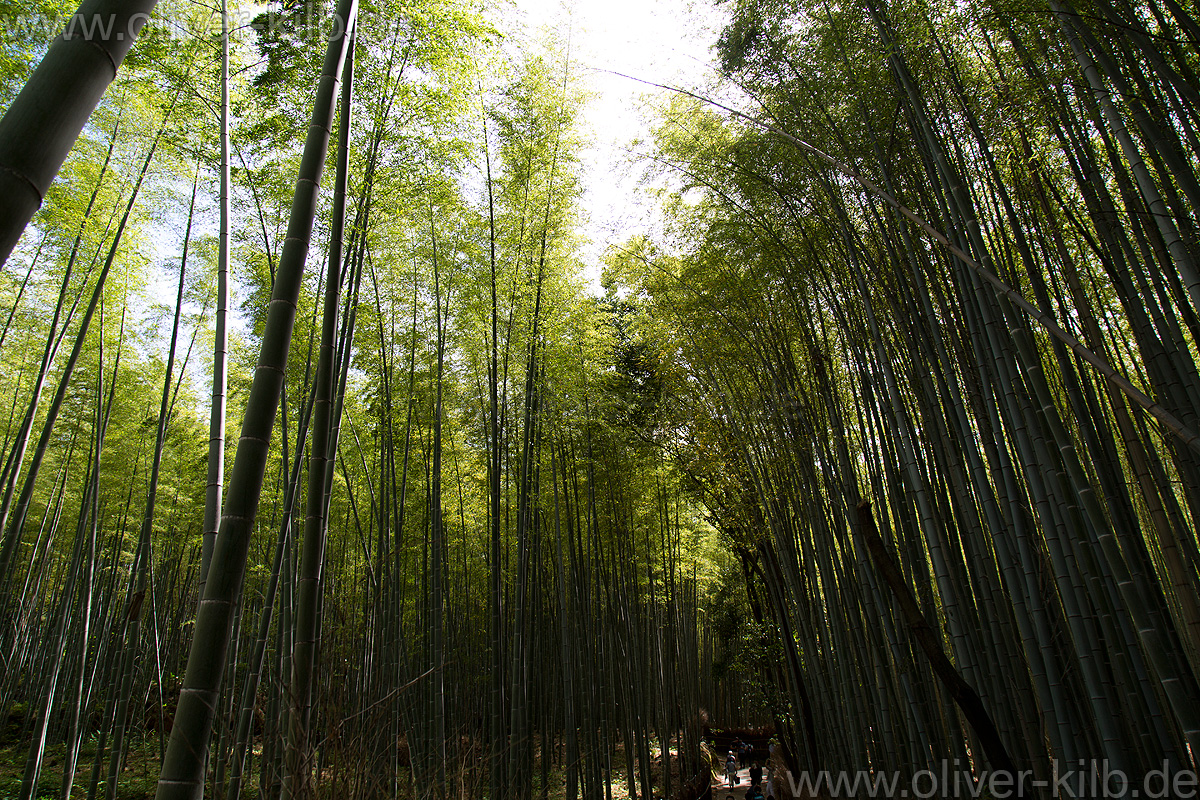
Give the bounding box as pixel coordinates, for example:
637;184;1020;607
616;0;1200;782
20;0;1200;796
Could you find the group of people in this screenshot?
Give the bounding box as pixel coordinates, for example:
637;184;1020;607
733;738;754;766
721;738;774;799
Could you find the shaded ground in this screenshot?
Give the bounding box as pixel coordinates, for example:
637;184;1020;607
0;741;161;799
3;737;702;799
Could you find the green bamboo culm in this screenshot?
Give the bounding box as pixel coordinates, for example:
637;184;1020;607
283;27;356;799
0;0;159;267
154;1;358;798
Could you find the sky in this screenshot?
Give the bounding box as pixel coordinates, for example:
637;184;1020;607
507;0;729;290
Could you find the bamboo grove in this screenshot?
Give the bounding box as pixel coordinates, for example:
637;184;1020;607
615;0;1200;787
0;0;722;798
4;0;1200;796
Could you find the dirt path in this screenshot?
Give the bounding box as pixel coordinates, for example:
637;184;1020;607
711;763;759;799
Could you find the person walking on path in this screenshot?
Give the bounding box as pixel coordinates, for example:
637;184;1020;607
749;762;762;786
725;751;739;787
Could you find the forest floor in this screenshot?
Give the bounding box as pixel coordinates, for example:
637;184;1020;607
0;738;691;800
0;739;162;799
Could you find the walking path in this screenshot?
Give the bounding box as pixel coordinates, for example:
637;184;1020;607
711;763;766;799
